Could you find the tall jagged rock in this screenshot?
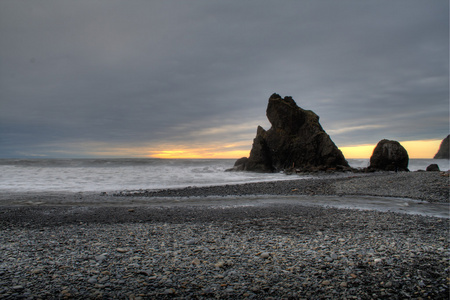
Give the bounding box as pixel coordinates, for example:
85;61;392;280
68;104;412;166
368;139;409;171
434;135;449;159
231;93;349;172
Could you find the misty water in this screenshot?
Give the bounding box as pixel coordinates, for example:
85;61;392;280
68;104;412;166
0;158;448;218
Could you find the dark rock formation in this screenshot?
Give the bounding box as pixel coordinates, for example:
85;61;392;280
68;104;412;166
426;164;440;172
230;93;350;173
434;135;449;159
231;157;248;171
368;139;409;171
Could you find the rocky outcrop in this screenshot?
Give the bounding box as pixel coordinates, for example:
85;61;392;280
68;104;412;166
426;164;440;171
433;135;449;159
368;139;409;171
230;93;350;173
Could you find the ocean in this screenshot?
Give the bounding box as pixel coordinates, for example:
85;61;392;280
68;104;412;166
0;158;448;193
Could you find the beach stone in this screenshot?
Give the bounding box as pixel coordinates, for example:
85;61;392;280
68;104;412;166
88;277;97;284
95;254;107;262
214;260;225;268
164;288;175;294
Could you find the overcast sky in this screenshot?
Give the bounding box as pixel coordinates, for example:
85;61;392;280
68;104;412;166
0;0;448;158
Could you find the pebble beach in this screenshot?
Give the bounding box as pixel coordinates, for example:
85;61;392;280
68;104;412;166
0;171;449;299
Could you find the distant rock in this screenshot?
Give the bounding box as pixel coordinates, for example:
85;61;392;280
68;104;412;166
230;93;350;173
426;164;440;172
230;157;248;171
368;139;409;171
433;135;449;159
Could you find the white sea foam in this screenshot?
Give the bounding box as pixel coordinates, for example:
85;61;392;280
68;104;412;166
0;158;447;193
0;159;298;193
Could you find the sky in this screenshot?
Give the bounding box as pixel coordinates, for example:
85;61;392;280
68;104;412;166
0;1;448;159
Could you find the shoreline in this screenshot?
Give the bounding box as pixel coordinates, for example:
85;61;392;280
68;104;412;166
113;171;449;203
1;170;448;206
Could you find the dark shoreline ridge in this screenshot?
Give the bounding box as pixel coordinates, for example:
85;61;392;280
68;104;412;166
114;171;449;203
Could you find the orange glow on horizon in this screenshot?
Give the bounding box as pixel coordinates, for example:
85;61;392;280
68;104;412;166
149;139;442;159
340;144;375;159
340;139;442;159
57;139;443;160
149;148;249;159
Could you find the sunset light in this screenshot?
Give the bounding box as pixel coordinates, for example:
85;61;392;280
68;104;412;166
144;139;443;159
340;139;442;159
49;138;444;160
148;147;249;159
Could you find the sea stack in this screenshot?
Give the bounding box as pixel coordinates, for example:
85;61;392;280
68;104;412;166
368;139;409;171
434;135;449;159
230;93;349;173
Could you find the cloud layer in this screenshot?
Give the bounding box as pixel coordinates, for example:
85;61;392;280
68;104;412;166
0;1;448;157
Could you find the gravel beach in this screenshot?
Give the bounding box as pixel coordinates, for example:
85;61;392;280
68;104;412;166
114;171;449;203
0;171;449;299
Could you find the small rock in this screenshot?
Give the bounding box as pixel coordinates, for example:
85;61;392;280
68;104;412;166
31;268;43;274
88;277;97;284
116;248;128;253
164;288;175;294
214;260;225;268
260;252;270;259
192;258;201;265
426;164;440;171
95;254;107;262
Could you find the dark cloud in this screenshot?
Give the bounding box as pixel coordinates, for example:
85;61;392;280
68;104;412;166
0;0;448;157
